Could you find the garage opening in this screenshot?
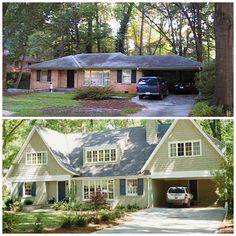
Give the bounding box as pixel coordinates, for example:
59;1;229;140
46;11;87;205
142;70;198;94
152;179;218;207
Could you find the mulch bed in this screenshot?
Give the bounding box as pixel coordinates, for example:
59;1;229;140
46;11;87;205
217;224;234;234
43;215;132;234
42;99;143;116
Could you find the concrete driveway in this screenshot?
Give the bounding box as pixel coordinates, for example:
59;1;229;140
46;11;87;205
95;207;225;234
131;94;196;117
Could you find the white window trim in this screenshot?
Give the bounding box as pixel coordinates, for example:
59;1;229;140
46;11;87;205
168;140;202;158
84;146;118;164
122;69;132;84
23;182;32;197
126;178;138;196
25;151;48;165
82;179;115;201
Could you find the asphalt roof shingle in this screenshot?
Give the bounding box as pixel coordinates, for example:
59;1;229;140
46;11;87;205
29;52;202;70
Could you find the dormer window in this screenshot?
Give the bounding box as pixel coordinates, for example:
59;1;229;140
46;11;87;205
85;146;117;164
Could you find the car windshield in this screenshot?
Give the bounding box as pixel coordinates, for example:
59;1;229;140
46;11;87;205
139;78;158;85
168;187;185;193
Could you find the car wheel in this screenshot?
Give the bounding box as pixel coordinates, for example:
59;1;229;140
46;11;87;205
158;94;164;100
139;95;144;99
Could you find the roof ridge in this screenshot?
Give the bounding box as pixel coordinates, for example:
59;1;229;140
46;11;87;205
71;55;82;67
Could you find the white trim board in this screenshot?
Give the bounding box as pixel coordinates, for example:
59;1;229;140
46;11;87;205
141;120;225;173
8;175;71;183
151;170;216;179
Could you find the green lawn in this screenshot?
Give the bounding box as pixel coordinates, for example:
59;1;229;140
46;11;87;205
3;92;79;116
12;211;63;233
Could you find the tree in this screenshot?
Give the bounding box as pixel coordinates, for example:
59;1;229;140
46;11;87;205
215;3;233;114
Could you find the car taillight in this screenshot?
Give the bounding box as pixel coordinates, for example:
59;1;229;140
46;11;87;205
157;84;160;92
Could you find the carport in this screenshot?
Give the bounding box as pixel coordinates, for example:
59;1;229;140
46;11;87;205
152;178;218;207
142;70;198;93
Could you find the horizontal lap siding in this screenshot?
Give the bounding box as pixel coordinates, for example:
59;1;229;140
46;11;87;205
149;120;223;173
9;132;70;178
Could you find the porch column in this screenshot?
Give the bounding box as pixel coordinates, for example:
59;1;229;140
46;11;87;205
147;177;153;208
68;178;71;201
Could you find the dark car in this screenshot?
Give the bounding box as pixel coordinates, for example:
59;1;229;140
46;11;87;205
137;76;169;100
174;82;195;94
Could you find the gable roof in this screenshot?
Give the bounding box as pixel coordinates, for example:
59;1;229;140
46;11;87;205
140;120;226;173
28;52;202;70
7;120;226;179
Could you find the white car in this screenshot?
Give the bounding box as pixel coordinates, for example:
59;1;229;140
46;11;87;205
166;186;193;208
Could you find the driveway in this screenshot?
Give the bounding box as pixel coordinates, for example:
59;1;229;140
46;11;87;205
95;207;225;234
131;94;196;117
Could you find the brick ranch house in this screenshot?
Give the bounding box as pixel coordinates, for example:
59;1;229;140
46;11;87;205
28;53;202;93
6;120;225;208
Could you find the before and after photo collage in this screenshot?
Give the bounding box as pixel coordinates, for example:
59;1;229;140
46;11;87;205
2;1;234;234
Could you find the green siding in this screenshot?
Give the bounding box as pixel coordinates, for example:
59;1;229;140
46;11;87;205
148;120;223;173
9;131;71;178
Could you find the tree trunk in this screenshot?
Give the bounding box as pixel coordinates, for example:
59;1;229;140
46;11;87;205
15;54;26;88
3;53;8;92
95;3;101;52
215;3;233;113
86;16;93;53
116;3;134;53
139;4;145;55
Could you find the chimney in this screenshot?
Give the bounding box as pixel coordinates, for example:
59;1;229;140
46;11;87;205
146;120;158;144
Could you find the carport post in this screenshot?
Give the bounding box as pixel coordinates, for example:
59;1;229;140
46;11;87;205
147;177;152;207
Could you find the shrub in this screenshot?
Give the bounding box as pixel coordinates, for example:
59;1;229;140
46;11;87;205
12;200;23;212
23;199;33;205
48;197;56;204
192;101;212;117
61;214;73;228
69;201;81;211
4;198;13;211
126;203;140;212
100;210;111;222
80;202;96;211
114;209;125;218
195;62;215;102
75;86;113;100
73;214;88;227
89;191;107;210
33;214;43;233
3;213;17;233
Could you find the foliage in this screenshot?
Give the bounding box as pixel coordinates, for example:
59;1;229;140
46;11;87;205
99;209;111;222
73;213;88;227
79;202;96;211
61;214;74;228
4;198;13;211
7;72;31;89
192;101;212;116
195;62;215;102
126;203;140;212
23;199;33;205
89;191;107;210
3;212;17;233
12;200;23;212
75;87;114;100
33;214;43;233
48;197;56;204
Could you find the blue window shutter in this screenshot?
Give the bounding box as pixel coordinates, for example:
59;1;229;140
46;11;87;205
117;70;122;83
120;179;126;195
131;70;136;83
18;183;23;197
31;182;36;196
137;178;143;195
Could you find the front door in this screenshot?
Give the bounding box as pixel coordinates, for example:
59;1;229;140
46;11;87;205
189;180;198;201
67;70;74;88
58;181;66;201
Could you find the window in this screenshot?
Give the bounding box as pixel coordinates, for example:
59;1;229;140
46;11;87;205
127;179;138;195
36;70;50;81
85;147;117;164
24;183;32;196
169;140;201;157
26;151;48;165
83;179;114;200
122;70;131;84
83;70;110;86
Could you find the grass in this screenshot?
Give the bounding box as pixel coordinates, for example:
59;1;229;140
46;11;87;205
12;211;63;233
3;92;79;116
121;107;141;116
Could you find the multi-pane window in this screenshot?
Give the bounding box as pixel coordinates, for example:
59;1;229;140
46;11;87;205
24;183;32;196
122;70;132;84
169;141;201;157
84;70;110;86
85;148;117;164
26;152;47;165
83;179;114;200
127;179;138;195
